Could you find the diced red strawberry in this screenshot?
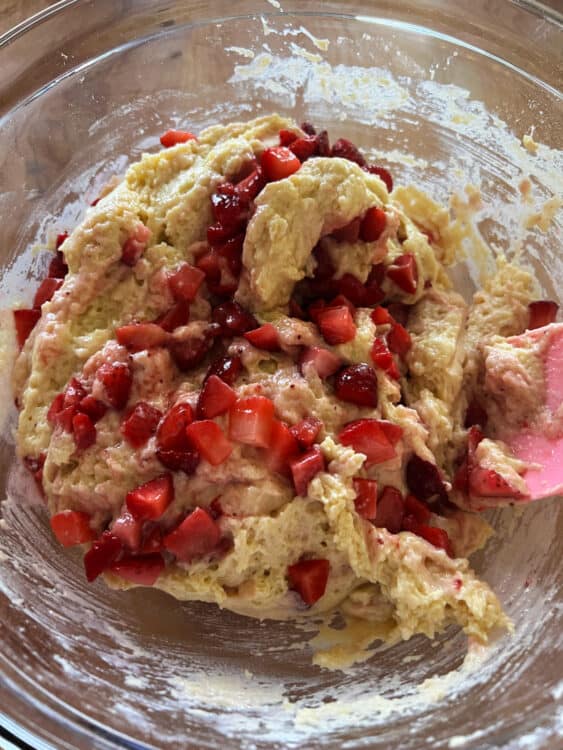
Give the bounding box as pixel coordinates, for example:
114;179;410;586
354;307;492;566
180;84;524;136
156;447;200;475
211;301;258;336
48;250;68;278
156;402;194;451
160;129;197;148
330;138;366;166
63;377;87;408
360;206;387;242
528;300;559;330
261;146;301;181
197;375;236;419
334;273;366;306
365;165;393;193
387;322;412;357
415;525;454;557
115;322;170;352
197;239;242;297
387;254;418;295
334;364;378;408
163;507;221;562
406;455;447;502
111;510;143;550
50;510;96;547
110;553;165;585
121;402;163;448
96;362;132;410
56;232;69;249
207;222;240;245
205;355;243;385
299;346;343;379
353;478;378;520
228;396;275;448
33;277;63;308
266;419;300;474
210;189;248;230
300;121;316;135
453;426;484;493
386;302;410;326
155;300;190;332
13;308;41;348
168;263;205;303
83;531;123;582
279;128;298;146
243;323;280;351
316;130;330;156
121;225;151;266
186;420;233;466
464;399;488;429
47;393;65;425
289;135;317;161
338;419;396;465
308;298;327;325
371;306;393;326
72;412;96;450
290;447;325;496
327;294;356;316
469;467;523;498
331;219;361;244
126;474;174;521
235;166;266;203
55;406;76;433
317;305;356;345
377;420;404;446
290;417;322;449
364;264;386;306
78;395;108;423
169;336;211;372
374;486;404;533
403;494;432;524
287;558;330;605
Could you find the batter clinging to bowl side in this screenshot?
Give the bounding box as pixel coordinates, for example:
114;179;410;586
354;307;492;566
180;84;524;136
11;114;559;657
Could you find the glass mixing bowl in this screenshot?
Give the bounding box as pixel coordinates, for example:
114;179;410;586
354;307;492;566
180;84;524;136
0;1;561;748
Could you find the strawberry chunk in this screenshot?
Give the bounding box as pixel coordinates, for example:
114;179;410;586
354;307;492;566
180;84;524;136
160;129;197;147
243;323;280;351
211;301;258;336
374;486;404;533
186;420;233;466
415;525;454;557
528;300;559;330
261;146;301;181
299;347;343;379
156;447;200;475
126;474;174;521
55;232;69;249
334;364;378;408
63;377;87;408
387;254;418;295
197;374;236;419
353;478;378;520
338;419;396;465
33;277;63;308
47;393;65;425
78;395;107;423
406;455;447;502
469;467;523;498
111;510;143;550
121;224;151;266
110;553;165;585
290;447;325;496
317;306;356;345
163;507;221;562
48;250;68;279
205;354;243;385
235;166;266;203
387;322;412;357
155;300;190;332
72;412;96;450
371;306;393;326
96;362;132;410
116;322;170;352
210;189;248;230
377;420;404;446
403;494;432;524
370;337;400;379
279;128;298;146
365;165;393;193
13;308;41;348
290;417;322;449
50;510;96;547
331;219;361;244
121;402;163;448
229;396;275;448
266;419;300;474
289;135;318;161
169;336;211;372
83;531;123;582
360;206;387;242
156;402;194;451
287;558;330;606
168;263;205;303
330;138;366;166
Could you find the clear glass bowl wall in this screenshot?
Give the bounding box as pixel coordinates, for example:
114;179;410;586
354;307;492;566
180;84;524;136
0;2;561;749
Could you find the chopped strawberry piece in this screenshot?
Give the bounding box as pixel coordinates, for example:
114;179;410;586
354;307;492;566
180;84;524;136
464;399;488;429
365;165;393;193
364;264;386;306
266;419;300;474
300;121;316;135
290;447;325;496
371;306;393;326
160;129;197;147
126;474;174;521
96;362;132;410
235;166;267;203
386;302;410;326
121;402;162;448
13;308;41;348
168;263;205;303
83;531;123;582
528;300;559;330
403;494;432;524
228;396;275;448
169;336;211;372
377;420;403;446
116;322;170;352
406;455;447;502
72;412;97;450
453;426;484;493
299;347;343;379
334;273;366;306
186;420;233;466
243;323;280;351
330;138;366;166
110;553;165;585
50;510;96;547
387;322;412;357
338;419;396;465
353;478;378;520
360;206;387;242
469;467;522;498
48;250;68;279
197;244;241;296
308;298;327;325
156;447;200;475
78;395;107;423
205;354;243;385
334;364;378;408
156;402;194;451
290;417;322;449
47;393;65;425
287;558;330;605
415;525;454;557
279;128;298;146
63;377;87;408
121;224;151;266
261;146;301;181
211;301;258;337
111;510;143;550
317;305;356;345
55;406;77;433
163;507;221;562
56;232;69;249
316;130;330;156
328;294;356;315
331;219;361;244
375;486;404;533
155;300;190;332
207;222;240;245
197;374;236;419
211;188;248;230
387;254;418;295
289;135;317;161
33;277;63;308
